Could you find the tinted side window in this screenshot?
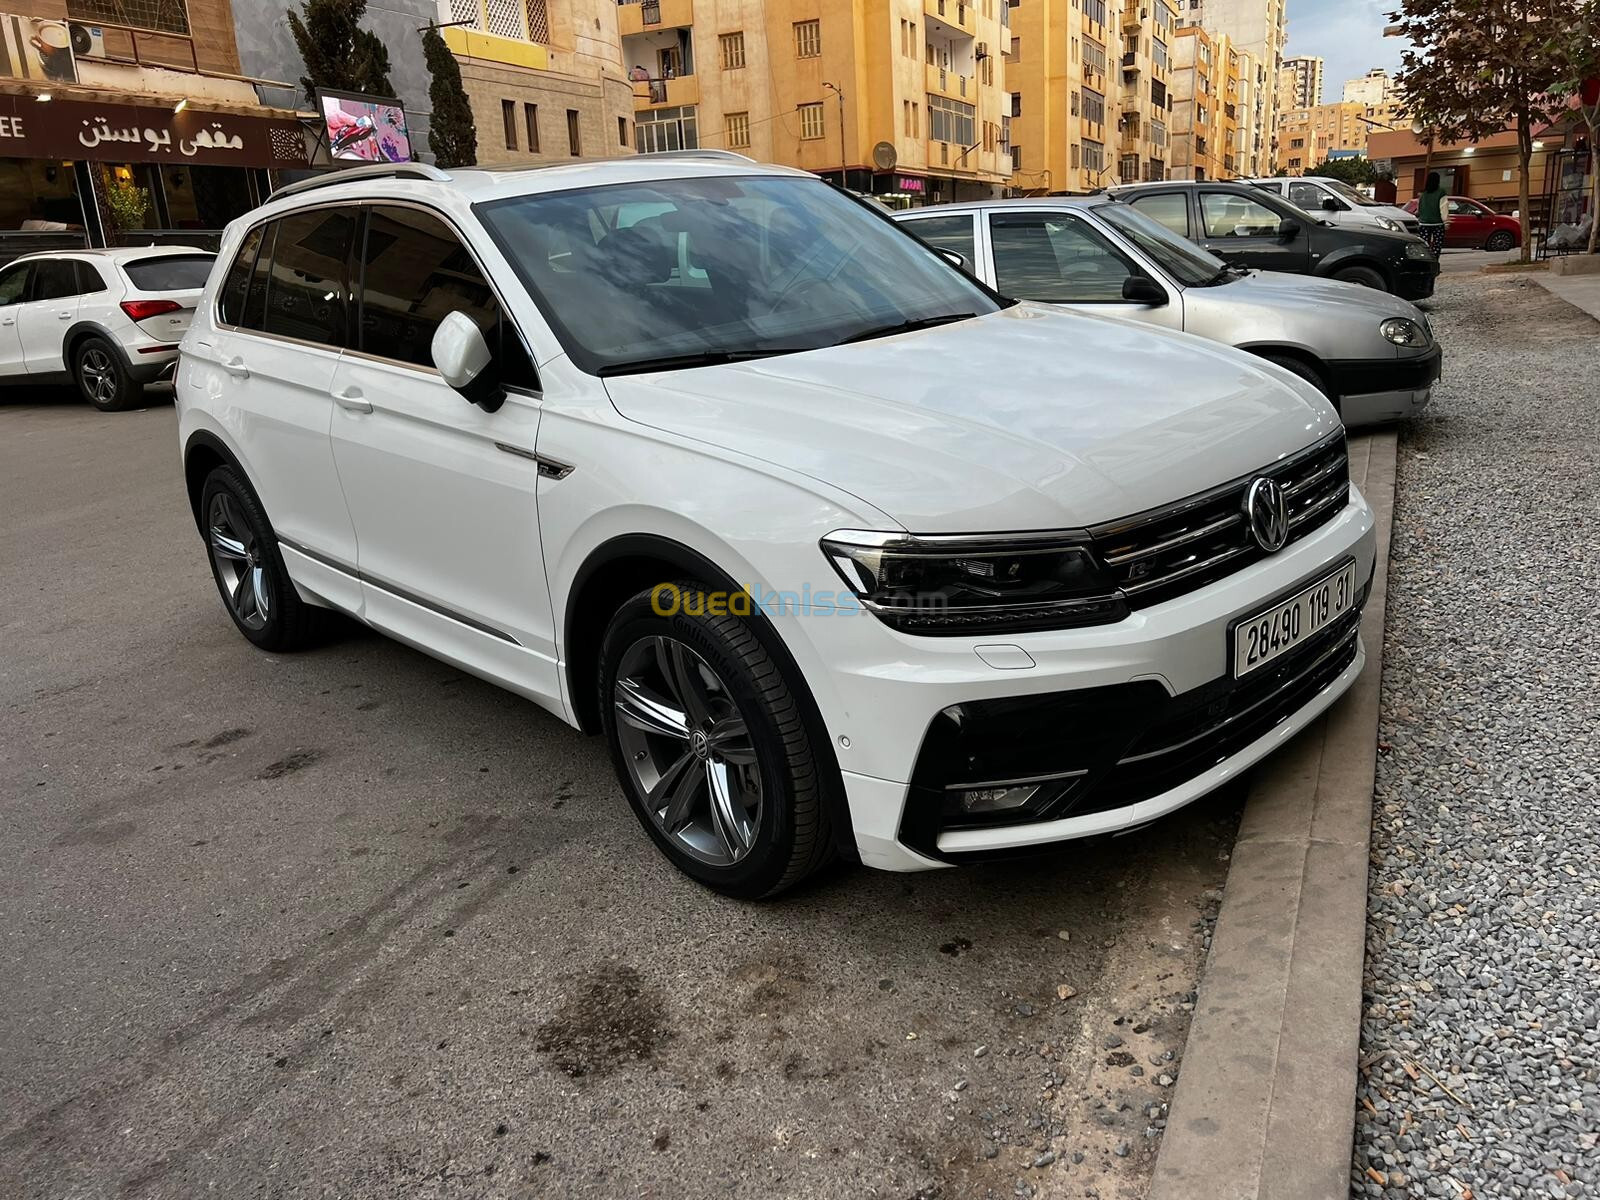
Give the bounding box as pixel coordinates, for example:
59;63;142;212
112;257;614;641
1288;182;1327;211
1200;192;1282;238
1127;193;1190;238
75;261;108;294
989;213;1133;303
218;225;266;328
0;263;32;305
262;208;355;347
903;215;976;264
358;205;530;381
34;259;81;301
123;254;215;291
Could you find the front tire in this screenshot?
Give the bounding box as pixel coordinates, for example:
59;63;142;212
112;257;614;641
1333;264;1388;292
598;582;833;898
1485;230;1516;252
74;336;135;411
1260;352;1335;403
200;465;331;652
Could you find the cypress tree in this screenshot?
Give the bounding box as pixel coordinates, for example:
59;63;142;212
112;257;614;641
422;25;479;168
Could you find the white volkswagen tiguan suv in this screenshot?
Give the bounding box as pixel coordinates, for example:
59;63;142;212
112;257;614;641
177;154;1376;898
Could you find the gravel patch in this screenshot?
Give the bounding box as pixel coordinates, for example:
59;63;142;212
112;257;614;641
1353;275;1600;1199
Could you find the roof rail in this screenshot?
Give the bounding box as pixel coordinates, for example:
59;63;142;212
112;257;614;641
270;163;452;200
634;149;756;163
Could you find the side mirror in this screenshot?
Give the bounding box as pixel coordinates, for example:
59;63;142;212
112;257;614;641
432;310;504;413
936;247;969;271
1121;275;1168;306
1321;197;1342;213
1277;218;1301;241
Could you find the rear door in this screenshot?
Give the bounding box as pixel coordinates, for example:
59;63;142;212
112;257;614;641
327;203;556;701
18;258;80;372
1195;189;1310;274
117;253;213;342
0;261;33;374
1123;190;1194;240
195;209;362;612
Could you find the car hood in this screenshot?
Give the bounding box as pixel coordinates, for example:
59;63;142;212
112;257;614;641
601;304;1341;533
1223;269;1422;319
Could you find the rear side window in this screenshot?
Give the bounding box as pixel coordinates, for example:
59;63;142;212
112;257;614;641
261;208;355;346
218;226;266;327
75;261;108;294
123;254;215;291
33;259;80;300
1126;192;1190;238
903;214;977;265
356;205;531;382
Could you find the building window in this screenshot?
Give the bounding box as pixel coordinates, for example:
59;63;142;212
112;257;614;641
1005;36;1019;63
618;115;628;146
903;99;912;136
635;104;699;152
502;99;517;150
1083;0;1107;23
720;31;745;70
567;109;580;156
1083;38;1106;75
1010;92;1021;118
1010;144;1022;171
1082;88;1105;125
1083;138;1105;173
798;102;826;140
726;110;750;148
1120;153;1140;183
1153;37;1169;70
794;19;821;59
68;0;188;35
525;103;540;152
928;94;976;146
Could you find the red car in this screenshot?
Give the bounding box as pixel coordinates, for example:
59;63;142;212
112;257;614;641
1403;195;1523;250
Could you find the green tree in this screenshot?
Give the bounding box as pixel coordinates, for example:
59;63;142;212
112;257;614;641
1546;0;1600;252
287;0;395;105
1308;157;1378;187
1388;0;1571;262
422;25;477;168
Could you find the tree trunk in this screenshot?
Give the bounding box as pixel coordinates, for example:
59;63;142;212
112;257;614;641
1589;115;1600;255
1517;115;1533;264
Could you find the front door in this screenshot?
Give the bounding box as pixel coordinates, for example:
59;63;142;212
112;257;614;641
1445;198;1491;248
327;204;558;706
18;258;81;373
1196;189;1310;274
0;261;33;374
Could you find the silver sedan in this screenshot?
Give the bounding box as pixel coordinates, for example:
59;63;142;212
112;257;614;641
893;196;1440;427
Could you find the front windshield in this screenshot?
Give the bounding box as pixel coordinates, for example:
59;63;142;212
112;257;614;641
1320;178;1382;208
476;176;1002;375
1097;201;1230;287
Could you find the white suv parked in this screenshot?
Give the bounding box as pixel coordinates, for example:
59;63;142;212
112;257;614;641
0;247;213;410
177;155;1376;898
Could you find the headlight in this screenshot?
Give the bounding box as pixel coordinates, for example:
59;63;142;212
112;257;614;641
1381;317;1428;347
820;530;1127;635
1404;241;1434;261
1375;216;1403;233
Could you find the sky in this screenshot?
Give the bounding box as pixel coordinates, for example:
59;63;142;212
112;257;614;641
1284;0;1409;105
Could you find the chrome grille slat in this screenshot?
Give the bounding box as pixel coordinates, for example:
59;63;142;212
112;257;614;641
1120;543;1254;596
1101;512;1245;566
1283;454;1345;498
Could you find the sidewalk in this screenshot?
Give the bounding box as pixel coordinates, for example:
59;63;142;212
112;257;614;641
1539;272;1600;322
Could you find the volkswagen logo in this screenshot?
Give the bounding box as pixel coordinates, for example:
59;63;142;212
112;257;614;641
690;729;710;760
1244;477;1289;553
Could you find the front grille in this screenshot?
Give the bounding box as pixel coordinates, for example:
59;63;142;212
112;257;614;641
1089;431;1350;609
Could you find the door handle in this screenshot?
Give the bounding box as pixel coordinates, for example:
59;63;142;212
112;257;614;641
222;356;250;379
57;310;72;319
333;387;372;414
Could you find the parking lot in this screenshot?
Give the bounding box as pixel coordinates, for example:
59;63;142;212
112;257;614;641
2;392;1236;1198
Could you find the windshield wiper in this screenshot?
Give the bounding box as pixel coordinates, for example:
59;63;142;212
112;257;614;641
836;312;979;345
596;348;802;377
1206;265;1238;286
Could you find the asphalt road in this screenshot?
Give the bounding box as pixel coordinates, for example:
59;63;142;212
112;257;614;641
0;391;1236;1200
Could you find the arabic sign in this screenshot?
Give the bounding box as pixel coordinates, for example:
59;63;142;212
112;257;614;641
0;95;308;168
317;89;411;163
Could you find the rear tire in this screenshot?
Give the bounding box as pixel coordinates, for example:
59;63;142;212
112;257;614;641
200;465;334;652
1332;264;1388;293
1485;230;1516;252
73;336;135;412
598;582;833;899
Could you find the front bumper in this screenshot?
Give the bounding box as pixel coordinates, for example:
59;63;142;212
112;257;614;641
1392;262;1439;301
1328;345;1442;426
799;492;1378;870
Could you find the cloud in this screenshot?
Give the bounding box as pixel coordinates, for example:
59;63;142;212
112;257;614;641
1284;0;1408;104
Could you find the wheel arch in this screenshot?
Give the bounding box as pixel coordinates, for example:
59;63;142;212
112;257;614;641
62;321;129;371
563;531;858;862
183;428;251;536
1317;250;1394;290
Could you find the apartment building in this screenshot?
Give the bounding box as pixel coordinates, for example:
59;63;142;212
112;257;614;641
1342;66;1404;138
620;0;1013;207
1278;100;1368;173
1004;0;1179;195
1279;54;1322;109
1181;0;1287;171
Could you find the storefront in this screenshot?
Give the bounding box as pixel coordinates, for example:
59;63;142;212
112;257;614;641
0;91;307;261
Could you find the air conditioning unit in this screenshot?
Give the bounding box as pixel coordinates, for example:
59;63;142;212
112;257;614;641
68;21;106;59
976;41;989;59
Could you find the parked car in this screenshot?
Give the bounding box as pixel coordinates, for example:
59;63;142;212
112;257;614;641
894;197;1440;427
1401;195;1522;251
0;247;213;410
178;154;1376;897
1109;181;1440;301
1246;176;1422;236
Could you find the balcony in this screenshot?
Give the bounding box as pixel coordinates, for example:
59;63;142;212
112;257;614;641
618;0;694;37
925;0;977;35
1122;51;1141;75
1122;6;1146;29
925;63;973;99
441;24;549;70
632;74;699;109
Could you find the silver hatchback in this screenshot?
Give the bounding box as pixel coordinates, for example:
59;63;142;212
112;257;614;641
893;196;1441;427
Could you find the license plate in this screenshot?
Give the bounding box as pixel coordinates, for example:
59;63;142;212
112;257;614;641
1233;561;1358;678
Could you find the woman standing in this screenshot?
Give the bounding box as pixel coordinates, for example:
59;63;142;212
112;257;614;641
1417;171;1448;258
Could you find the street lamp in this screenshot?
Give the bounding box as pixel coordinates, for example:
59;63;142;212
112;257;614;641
823;81;846;184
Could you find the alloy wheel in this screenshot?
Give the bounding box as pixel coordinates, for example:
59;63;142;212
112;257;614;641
613;635;763;867
207;491;271;631
80;348;117;405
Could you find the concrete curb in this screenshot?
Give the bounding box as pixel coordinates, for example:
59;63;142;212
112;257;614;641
1148;431;1399;1200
